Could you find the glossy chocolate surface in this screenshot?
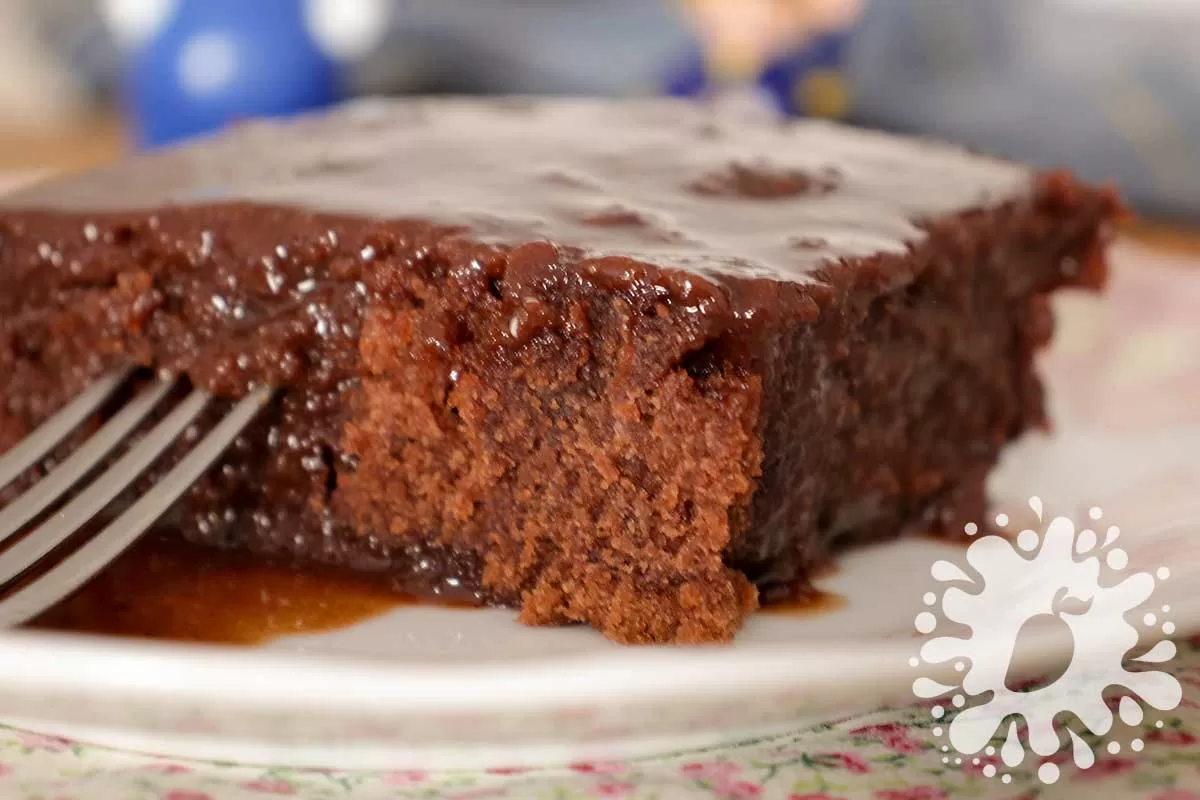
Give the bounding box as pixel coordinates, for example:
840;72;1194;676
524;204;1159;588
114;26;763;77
3;98;1031;284
0;99;1116;644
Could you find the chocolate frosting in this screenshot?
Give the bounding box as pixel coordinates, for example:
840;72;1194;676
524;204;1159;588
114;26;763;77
2;97;1032;285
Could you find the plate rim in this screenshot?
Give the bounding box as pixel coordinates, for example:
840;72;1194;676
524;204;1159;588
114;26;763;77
0;628;919;712
1;615;1165;715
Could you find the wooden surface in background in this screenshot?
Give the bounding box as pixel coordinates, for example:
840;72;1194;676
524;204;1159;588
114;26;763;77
1126;222;1200;256
0;118;125;173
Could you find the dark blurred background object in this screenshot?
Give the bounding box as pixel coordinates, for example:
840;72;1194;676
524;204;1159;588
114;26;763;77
2;0;1199;219
666;0;861;119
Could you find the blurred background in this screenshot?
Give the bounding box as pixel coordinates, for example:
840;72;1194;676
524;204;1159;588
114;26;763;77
0;0;1198;221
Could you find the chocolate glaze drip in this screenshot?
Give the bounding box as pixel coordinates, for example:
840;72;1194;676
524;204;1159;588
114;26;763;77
0;98;1117;644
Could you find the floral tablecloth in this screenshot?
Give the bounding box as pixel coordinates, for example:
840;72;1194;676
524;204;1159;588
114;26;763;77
1;234;1199;799
0;636;1196;800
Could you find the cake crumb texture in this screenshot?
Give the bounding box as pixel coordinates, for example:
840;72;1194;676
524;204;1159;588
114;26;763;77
0;100;1121;643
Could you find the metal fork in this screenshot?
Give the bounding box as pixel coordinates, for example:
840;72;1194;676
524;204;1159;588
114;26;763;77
0;368;271;627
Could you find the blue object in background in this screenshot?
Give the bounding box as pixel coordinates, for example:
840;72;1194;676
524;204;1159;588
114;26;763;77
666;30;854;120
122;0;341;148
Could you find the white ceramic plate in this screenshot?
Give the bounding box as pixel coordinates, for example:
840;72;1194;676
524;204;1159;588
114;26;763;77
1;243;1199;770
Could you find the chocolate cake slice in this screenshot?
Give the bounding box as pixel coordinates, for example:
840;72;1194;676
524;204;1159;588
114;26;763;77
0;98;1119;643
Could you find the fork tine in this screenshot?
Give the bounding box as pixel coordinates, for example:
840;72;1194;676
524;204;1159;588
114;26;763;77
0;380;175;544
0;386;271;627
0;385;209;587
0;369;132;490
